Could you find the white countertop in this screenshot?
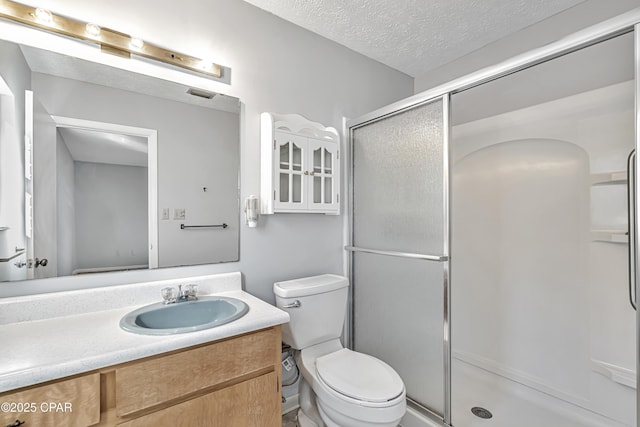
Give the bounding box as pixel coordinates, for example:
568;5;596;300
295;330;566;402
0;272;289;393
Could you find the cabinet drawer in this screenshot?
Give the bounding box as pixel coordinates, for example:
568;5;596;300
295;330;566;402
115;327;279;416
0;373;100;427
117;371;280;427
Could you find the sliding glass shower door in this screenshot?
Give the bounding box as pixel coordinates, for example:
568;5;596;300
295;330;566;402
348;96;450;422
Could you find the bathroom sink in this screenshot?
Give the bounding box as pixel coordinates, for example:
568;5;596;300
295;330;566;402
119;296;249;335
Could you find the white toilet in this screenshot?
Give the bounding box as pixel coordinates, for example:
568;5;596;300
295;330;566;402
274;274;406;427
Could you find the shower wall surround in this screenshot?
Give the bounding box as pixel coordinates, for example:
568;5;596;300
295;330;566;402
453;80;635;425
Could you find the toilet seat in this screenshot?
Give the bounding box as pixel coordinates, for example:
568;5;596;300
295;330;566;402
315;349;404;404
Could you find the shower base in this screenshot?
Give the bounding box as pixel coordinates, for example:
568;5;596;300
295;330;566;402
401;358;631;427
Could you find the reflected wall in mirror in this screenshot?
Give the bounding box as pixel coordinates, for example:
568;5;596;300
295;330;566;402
57;127;150;276
0;39;240;283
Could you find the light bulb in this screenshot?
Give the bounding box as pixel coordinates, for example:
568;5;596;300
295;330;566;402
130;37;144;50
34;8;52;24
85;23;101;37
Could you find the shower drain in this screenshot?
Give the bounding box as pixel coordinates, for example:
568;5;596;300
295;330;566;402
471;406;493;419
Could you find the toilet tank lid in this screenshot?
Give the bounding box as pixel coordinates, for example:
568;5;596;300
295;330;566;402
273;274;348;298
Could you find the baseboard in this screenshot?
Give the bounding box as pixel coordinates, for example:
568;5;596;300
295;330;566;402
453;350;591;409
591;359;636;389
400;405;443;427
282;393;300;415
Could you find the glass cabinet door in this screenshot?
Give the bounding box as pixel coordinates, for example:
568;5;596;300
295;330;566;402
274;132;305;210
307;138;339;211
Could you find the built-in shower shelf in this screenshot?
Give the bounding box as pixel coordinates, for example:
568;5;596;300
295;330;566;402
591;230;628;243
592;359;636;389
590;171;627;185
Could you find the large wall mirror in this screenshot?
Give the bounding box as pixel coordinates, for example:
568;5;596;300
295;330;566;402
0;37;240;284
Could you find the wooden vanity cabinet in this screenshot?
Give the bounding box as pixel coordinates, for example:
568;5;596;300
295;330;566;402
117;372;279;427
0;326;282;427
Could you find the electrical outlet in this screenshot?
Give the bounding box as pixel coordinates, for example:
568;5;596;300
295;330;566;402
161;208;170;220
174;208;186;220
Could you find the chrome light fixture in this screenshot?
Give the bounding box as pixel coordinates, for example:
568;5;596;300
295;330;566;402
0;0;223;79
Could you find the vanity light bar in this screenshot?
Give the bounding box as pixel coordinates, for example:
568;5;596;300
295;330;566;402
0;0;222;78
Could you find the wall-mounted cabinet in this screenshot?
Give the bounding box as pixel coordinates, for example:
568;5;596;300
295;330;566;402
261;113;340;214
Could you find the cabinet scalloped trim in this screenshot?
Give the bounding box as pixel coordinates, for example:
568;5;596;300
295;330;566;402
268;112;339;142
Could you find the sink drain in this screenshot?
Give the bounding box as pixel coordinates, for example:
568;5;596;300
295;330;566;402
471;407;493;419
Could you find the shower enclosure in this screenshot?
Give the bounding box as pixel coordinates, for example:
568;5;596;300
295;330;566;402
346;13;640;427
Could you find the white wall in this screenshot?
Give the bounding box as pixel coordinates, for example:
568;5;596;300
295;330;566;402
414;0;640;93
1;0;413;299
32;94;58;279
0;42;29;281
55;134;75;276
74;161;148;271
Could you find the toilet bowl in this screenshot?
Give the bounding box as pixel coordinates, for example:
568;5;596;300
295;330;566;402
274;274;406;427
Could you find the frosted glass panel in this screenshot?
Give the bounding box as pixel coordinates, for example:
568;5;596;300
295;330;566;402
313;147;322;173
292;143;302;171
324;177;332;203
354;252;445;415
280;142;289;168
292;174;302;203
350;96;447;416
352;99;445;255
314;176;321;203
279;173;289;202
324;149;332;173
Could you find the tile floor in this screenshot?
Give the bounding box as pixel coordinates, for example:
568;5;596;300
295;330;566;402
282;409;298;427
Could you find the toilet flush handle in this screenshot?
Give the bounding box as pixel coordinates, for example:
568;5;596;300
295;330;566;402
282;300;301;308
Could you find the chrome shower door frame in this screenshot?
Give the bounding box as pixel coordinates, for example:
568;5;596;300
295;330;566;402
346;94;451;423
346;8;640;427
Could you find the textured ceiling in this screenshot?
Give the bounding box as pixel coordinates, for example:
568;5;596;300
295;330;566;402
243;0;585;77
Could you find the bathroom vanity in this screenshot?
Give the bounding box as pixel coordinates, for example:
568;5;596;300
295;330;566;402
0;272;289;426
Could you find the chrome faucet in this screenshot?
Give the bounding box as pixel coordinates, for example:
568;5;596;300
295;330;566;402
177;284;198;302
161;284;198;304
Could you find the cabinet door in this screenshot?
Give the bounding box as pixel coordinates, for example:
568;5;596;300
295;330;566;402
274;132;307;211
115;328;279;416
307;138;339;212
0;374;100;427
117;372;280;427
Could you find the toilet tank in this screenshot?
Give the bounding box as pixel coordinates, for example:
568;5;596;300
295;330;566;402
273;274;349;350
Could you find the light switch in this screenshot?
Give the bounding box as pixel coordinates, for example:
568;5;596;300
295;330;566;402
161;208;170;220
174;208;186;220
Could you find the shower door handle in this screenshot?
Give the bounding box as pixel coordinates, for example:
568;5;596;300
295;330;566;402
627;149;636;310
